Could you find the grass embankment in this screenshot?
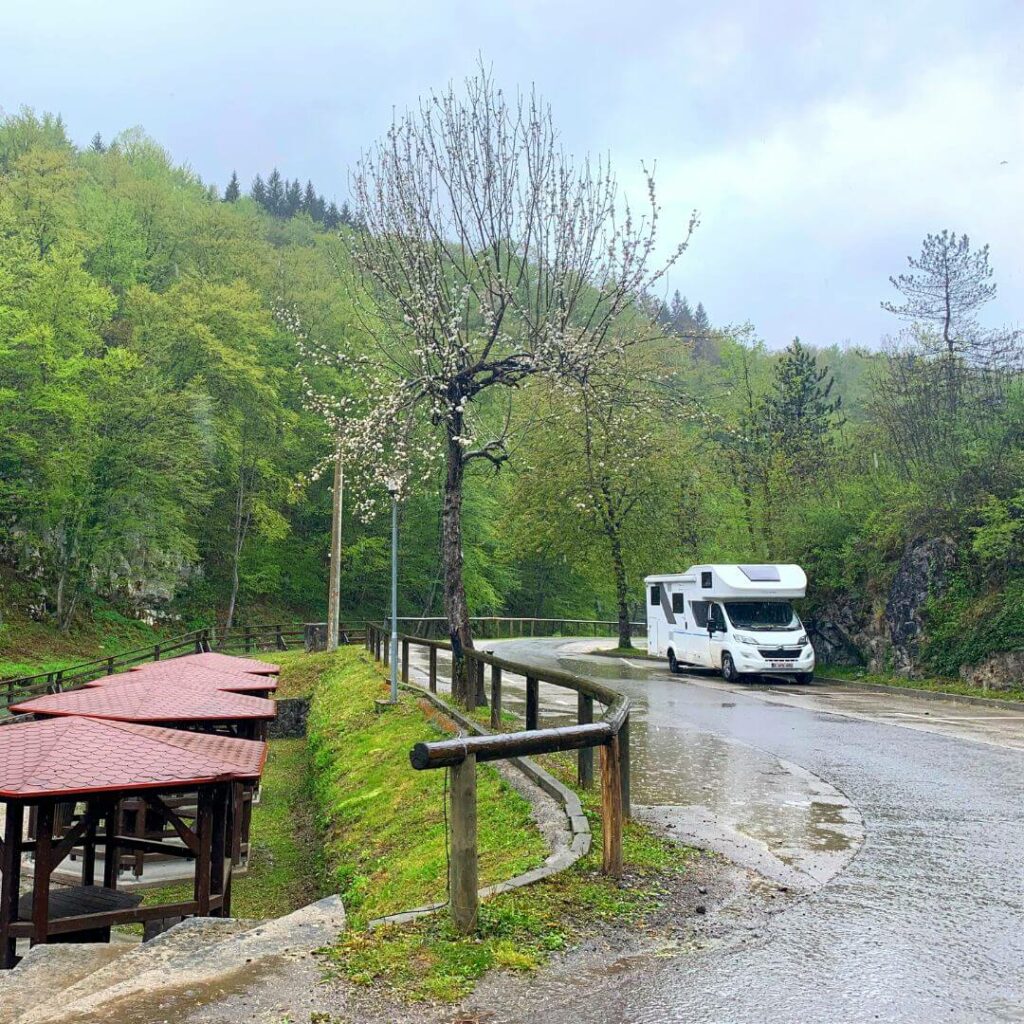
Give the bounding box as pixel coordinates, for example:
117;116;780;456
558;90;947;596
321;653;698;1003
306;648;546;924
0;601;170;679
821;664;1024;703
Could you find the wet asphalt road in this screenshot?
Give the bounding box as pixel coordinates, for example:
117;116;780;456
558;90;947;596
413;638;1024;1023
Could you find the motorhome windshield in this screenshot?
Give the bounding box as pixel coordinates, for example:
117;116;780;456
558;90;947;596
723;601;800;631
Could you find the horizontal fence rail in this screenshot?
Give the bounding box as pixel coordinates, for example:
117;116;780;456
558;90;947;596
366;620;631;935
0;621;367;718
390;616;645;641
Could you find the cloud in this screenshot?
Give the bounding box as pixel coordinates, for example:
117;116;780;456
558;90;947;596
648;53;1024;345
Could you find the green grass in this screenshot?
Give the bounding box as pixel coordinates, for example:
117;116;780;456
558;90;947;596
307;649;548;926
138;736;327;920
820;664;1024;703
323;695;697;1004
325;751;695;1002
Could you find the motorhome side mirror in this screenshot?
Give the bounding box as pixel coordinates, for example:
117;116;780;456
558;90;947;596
707;622;715;636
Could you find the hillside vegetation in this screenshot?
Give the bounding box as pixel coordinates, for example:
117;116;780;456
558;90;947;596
1;109;1021;682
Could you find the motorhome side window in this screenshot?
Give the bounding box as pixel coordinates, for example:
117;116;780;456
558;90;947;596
710;604;726;631
701;571;713;589
649;585;660;607
690;600;709;628
671;593;685;615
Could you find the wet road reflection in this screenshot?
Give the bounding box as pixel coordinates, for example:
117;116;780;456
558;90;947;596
409;637;1024;1022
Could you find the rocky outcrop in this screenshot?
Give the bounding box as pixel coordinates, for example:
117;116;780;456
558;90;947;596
884;536;958;673
807;536;959;675
959;650;1024;691
805;597;875;668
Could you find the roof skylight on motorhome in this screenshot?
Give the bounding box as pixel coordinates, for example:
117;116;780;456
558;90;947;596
739;565;781;582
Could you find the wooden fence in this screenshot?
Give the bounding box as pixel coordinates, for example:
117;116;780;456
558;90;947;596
365;621;631;934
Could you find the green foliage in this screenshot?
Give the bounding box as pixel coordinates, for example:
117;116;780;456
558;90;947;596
923;576;1024;676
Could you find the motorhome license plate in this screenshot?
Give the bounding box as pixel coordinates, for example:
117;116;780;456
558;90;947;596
768;660;792;668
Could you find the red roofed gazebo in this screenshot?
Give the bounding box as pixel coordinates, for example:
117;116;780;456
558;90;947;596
10;681;276;740
111;662;278;697
0;717;266;967
151;652;280;676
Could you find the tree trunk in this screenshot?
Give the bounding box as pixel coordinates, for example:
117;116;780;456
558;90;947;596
442;430;477;706
225;463;248;631
327;455;344;651
608;529;633;649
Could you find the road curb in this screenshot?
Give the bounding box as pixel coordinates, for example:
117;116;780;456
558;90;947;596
816;676;1024;711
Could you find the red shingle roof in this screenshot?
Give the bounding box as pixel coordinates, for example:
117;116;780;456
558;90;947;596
91;663;277;694
10;681;276;723
146;652;280;676
0;717;267;798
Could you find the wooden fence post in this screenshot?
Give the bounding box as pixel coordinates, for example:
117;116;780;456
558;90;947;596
154;643;161;662
449;754;478;934
490;666;502;729
106;657;115;676
600;735;623;877
618;713;631;819
429;647;437;693
577;693;594;788
401;639;409;683
525;676;539;731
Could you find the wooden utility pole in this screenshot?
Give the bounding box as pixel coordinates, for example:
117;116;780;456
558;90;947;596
327;454;344;651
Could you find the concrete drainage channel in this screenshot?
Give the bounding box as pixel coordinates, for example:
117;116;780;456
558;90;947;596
369;682;592;929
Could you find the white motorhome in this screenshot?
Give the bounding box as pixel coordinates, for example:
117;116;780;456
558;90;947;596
644;564;815;683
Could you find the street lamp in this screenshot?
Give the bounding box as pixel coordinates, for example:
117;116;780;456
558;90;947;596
385;475;401;704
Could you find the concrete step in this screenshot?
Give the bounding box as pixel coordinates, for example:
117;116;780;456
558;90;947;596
19;896;346;1023
0;937;137;1024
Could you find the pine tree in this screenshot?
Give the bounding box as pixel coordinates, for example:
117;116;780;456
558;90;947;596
311;193;326;223
284;178;302;217
265;169;284;216
759;338;843;476
693;302;710;330
302;180;317;215
324;201;341;229
250;174;267;207
89;132;106;154
224;171;241;202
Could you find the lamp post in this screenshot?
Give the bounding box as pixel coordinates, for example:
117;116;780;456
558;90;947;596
386;476;400;703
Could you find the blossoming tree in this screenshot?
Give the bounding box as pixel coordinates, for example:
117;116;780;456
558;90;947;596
332;67;694;705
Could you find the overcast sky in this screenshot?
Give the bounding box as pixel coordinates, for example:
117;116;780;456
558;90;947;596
5;0;1022;347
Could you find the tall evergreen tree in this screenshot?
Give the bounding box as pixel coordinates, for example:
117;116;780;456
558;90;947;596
250;174;267;207
224;171;241;202
89;132;106;154
759;338;843;476
301;180;317;215
284;178;302;217
265;169;284;215
324;201;341;229
693;301;710;330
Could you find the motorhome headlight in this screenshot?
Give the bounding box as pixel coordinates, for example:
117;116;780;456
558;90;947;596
733;633;759;645
798;634;809;646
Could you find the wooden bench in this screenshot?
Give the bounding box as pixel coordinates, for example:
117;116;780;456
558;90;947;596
18;886;142;944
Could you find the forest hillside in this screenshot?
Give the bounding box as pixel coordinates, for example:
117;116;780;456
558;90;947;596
1;109;1021;686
